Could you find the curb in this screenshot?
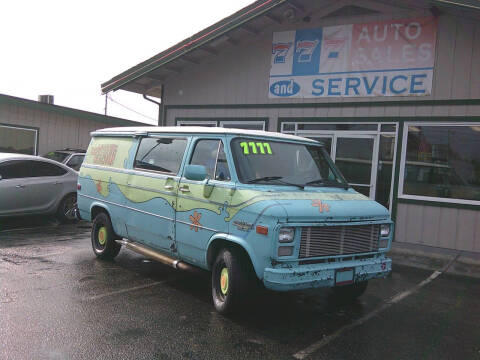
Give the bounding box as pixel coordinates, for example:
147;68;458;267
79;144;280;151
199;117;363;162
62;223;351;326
389;242;480;279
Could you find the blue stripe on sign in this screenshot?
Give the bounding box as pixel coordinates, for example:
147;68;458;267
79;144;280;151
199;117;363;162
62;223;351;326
292;27;323;76
328;51;339;58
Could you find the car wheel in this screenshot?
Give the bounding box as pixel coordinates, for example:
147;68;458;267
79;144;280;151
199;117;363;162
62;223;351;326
331;281;368;302
91;212;121;260
212;248;250;315
56;193;78;223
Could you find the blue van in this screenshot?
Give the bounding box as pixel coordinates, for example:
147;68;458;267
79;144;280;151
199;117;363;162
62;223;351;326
77;127;393;314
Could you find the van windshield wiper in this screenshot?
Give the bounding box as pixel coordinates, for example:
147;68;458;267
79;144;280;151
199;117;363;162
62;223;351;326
305;179;349;189
247;176;304;190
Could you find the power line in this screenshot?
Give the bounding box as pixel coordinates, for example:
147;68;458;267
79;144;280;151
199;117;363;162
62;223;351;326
106;94;157;122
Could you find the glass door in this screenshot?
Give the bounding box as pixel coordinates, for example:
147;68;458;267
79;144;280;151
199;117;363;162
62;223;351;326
333;135;378;198
289;122;396;210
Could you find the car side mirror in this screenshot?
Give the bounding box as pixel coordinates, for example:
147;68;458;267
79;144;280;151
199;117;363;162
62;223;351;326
0;174;2;180
184;164;207;181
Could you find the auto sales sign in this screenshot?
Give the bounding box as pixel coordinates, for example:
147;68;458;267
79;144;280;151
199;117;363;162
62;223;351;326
269;17;437;98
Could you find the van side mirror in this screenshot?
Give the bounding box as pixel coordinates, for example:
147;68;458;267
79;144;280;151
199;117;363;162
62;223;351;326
184;164;207;181
0;174;2;180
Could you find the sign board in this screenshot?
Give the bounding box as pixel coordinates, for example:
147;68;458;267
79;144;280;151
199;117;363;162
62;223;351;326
269;17;437;99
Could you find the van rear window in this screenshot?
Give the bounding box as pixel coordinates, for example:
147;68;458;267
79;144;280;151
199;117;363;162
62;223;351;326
134;137;187;174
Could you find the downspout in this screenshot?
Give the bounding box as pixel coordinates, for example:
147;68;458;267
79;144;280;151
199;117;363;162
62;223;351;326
143;85;164;126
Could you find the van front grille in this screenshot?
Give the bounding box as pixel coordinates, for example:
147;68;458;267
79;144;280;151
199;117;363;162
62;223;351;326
299;224;380;258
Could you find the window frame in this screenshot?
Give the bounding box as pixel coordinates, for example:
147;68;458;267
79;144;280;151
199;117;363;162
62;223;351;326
65;154;85;170
398;122;480;205
177;120;217;127
175;118;267;131
0;124;39;155
133;136;188;176
187;137;231;182
219;121;266;130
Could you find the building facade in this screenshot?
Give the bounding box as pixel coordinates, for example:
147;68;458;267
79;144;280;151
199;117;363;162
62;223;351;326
101;0;480;254
0;94;143;156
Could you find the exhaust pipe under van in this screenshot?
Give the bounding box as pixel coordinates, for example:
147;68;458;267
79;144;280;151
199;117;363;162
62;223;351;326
115;239;198;272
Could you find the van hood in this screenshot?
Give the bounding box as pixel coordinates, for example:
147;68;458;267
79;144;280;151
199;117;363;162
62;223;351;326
231;186;390;223
275;197;389;223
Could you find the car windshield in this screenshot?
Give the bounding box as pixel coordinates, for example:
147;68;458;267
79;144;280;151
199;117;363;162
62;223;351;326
231;138;348;188
43;151;69;163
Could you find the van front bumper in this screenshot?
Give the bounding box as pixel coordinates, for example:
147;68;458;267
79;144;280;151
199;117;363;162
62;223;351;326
263;256;391;291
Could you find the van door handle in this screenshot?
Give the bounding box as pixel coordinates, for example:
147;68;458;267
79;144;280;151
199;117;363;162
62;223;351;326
164;185;173;190
179;186;190;193
15;184;25;188
54;181;62;185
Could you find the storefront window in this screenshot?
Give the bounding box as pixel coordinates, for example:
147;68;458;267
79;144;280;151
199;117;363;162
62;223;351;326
0;125;37;155
401;125;480;202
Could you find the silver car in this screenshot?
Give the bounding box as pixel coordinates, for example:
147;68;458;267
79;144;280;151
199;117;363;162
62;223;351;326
0;153;78;222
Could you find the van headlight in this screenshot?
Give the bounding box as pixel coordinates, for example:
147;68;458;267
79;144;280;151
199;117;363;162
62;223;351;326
279;227;295;243
380;224;391;237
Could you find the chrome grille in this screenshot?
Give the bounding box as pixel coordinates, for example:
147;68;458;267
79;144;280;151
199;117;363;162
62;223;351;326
299;224;380;258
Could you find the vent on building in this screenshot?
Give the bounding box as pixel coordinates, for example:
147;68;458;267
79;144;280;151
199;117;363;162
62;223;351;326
38;95;54;104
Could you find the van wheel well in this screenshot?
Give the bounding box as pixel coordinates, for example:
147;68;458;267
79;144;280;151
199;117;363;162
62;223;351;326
91;206;108;222
207;240;254;273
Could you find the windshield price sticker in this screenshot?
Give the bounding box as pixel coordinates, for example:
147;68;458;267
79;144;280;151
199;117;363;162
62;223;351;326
240;142;273;155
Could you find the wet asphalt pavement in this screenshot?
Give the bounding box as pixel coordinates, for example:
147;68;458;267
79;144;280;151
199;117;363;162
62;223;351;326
0;219;479;360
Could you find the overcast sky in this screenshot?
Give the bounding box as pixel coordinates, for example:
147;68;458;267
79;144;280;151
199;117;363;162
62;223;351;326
0;0;253;124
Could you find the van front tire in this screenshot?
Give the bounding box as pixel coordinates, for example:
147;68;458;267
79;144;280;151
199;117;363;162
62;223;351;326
212;248;250;315
91;212;121;260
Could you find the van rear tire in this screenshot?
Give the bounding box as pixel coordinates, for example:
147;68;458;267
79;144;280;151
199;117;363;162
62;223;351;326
91;212;121;260
212;248;250;315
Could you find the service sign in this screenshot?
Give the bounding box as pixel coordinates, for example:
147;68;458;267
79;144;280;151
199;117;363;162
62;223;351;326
269;17;437;98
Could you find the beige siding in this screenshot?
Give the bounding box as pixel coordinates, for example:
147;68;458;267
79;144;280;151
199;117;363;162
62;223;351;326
0;102;136;155
395;203;480;252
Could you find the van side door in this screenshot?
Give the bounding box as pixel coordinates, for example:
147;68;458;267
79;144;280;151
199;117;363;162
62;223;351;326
125;136;188;251
175;137;233;266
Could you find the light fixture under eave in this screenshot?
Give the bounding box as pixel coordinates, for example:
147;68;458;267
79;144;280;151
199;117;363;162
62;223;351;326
283;8;296;22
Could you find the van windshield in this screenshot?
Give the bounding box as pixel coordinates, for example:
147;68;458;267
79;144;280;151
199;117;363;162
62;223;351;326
231;138;348;188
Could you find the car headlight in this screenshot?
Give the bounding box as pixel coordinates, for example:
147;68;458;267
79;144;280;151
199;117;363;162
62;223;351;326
278;227;295;243
380;224;391;237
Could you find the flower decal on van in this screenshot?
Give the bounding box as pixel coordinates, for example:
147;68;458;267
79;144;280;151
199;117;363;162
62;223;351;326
312;199;330;213
96;180;103;193
189;211;202;232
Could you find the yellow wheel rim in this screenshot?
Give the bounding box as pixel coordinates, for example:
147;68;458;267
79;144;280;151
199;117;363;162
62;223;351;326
220;268;229;295
98;226;107;246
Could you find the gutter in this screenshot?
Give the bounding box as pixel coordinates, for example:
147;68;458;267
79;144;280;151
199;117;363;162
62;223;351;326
142;91;164;126
101;0;287;94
